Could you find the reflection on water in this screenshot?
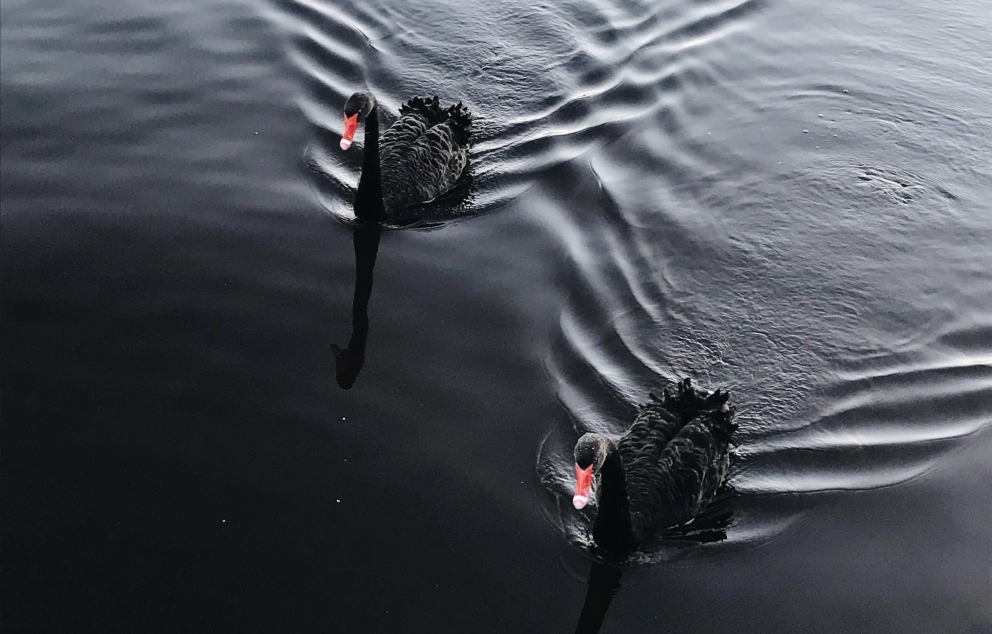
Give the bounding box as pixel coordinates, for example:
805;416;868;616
574;563;624;634
332;225;381;389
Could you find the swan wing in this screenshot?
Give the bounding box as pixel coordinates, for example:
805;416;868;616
619;380;736;538
380;96;444;160
381;100;472;205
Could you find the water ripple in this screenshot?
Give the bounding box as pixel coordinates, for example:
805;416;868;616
267;0;764;225
536;136;991;558
265;0;992;563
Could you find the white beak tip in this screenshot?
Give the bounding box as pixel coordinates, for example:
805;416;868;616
339;138;353;150
573;495;589;510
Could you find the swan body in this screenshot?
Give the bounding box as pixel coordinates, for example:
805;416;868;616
573;378;737;554
340;92;471;220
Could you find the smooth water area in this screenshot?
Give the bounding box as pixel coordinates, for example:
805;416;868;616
2;0;991;631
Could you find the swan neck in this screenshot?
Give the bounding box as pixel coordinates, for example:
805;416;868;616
364;104;379;161
592;442;635;553
355;103;386;222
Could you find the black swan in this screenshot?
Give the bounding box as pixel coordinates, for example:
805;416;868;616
572;378;737;554
339;91;471;221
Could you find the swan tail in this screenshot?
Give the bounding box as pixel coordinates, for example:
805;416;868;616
399;95;445;125
661;482;736;543
443;101;472;146
649;378;737;443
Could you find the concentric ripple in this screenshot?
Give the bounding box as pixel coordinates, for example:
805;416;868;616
535;39;992;558
538;162;992;559
267;0;992;564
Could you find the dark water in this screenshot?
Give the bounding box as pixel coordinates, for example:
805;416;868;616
2;0;991;630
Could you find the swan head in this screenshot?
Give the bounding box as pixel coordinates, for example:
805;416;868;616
573;433;612;509
341;92;377;150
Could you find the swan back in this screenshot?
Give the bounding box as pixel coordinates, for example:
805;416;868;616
379;96;472;208
618;379;736;540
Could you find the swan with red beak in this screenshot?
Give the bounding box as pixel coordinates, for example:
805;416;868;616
336;91;472;217
566;379;737;555
340;112;359;150
573;463;594;509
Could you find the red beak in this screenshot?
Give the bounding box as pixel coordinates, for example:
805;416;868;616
340;113;359;150
573;464;593;509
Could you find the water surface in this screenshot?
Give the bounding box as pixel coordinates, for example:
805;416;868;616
2;0;991;631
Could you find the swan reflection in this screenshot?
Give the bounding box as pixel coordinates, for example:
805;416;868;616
573;562;624;634
569;498;734;633
332;225;381;389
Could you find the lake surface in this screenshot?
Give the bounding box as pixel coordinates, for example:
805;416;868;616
2;0;991;631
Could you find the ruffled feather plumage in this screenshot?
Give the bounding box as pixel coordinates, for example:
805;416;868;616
574;378;737;553
343;92;472;217
618;379;736;540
